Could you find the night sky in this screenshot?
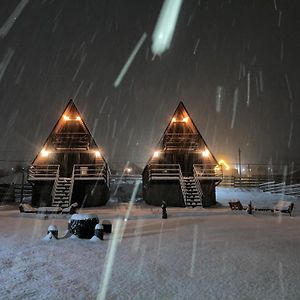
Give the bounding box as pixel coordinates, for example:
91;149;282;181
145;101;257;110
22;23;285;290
0;0;299;169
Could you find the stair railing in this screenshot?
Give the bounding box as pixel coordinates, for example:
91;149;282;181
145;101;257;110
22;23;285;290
105;163;111;187
68;166;76;206
193;165;203;203
50;165;60;205
28;164;60;181
178;166;187;204
193;164;223;180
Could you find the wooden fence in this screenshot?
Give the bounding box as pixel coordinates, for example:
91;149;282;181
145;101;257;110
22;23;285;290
259;182;300;197
0;183;32;203
220;176;271;187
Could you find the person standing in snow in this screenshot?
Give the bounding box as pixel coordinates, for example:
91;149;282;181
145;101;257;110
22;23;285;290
161;201;167;219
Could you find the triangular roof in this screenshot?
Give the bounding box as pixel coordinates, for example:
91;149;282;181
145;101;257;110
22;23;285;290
149;101;219;164
32;99;102;164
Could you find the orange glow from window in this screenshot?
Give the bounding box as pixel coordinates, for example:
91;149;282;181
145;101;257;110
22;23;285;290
63;115;70;121
76;116;81;121
202;149;210;158
153;151;160;158
95;150;101;158
182;116;189;123
171;117;177;123
40;149;49;157
218;159;230;170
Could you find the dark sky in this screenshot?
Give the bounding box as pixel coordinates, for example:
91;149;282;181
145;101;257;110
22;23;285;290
0;0;299;168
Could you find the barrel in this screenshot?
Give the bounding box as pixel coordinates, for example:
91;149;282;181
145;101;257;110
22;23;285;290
68;214;99;239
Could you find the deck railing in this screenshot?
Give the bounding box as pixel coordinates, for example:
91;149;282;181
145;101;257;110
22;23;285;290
28;165;60;181
193;166;204;198
147;163;187;203
73;163;109;183
193;164;223;180
148;164;183;181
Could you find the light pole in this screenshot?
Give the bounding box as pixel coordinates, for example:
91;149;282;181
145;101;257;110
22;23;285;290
20;167;25;204
238;148;242;179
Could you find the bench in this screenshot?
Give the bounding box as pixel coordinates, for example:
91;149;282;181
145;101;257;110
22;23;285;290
19;202;78;214
266;200;294;216
229;200;294;216
229;201;245;210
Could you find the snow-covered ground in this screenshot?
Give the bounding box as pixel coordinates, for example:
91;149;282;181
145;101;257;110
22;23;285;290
0;188;300;299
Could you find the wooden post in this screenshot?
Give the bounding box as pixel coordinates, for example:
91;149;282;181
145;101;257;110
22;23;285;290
238;148;242;180
20;167;25;204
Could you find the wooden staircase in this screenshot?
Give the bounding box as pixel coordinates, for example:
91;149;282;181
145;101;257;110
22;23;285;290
52;177;73;208
182;177;202;207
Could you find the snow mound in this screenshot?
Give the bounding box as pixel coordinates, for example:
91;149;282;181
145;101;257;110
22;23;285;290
70;214;98;221
95;224;103;230
41;232;57;241
90;235;101;242
69;234;80;240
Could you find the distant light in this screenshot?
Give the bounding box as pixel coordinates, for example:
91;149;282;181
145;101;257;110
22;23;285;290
76;116;81;121
124;167;132;174
95;150;101;158
182;117;189;123
153;151;160;158
63;115;70;121
41;149;49;157
151;0;183;56
218;159;230;170
172;117;177;123
202;149;210;158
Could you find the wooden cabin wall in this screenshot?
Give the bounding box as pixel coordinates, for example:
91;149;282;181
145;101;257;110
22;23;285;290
200;182;216;207
71;181;109;207
31;182;53;207
144;181;185;207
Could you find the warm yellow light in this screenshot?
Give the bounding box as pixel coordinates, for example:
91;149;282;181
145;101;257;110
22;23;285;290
40;149;49;157
218;159;230;170
63;115;70;121
172;117;177;123
76;116;81;121
95;150;101;158
182;117;189;123
153;151;160;158
125;167;132;173
202;149;210;158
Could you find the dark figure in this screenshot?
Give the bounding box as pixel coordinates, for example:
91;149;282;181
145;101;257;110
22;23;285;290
161;201;168;219
247;201;253;215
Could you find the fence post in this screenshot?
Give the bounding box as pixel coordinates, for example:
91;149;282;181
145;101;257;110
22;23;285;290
20;168;25;204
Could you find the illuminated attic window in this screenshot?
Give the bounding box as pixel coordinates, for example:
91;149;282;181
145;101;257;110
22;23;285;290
153;151;160;158
94;150;101;158
40;149;49;157
171;116;189;123
201;149;210;158
63;115;81;121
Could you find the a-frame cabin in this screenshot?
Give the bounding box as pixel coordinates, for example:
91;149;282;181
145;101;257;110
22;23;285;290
142;101;222;207
28;99;110;208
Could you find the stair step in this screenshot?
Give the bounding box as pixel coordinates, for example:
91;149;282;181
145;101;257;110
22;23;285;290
183;176;202;207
